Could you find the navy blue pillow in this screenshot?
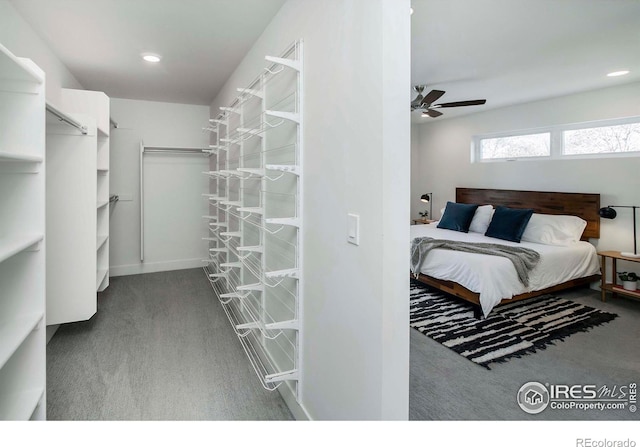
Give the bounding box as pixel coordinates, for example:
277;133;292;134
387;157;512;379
484;206;534;242
437;202;479;233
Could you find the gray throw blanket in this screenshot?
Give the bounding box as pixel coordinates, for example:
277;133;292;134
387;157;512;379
410;237;541;287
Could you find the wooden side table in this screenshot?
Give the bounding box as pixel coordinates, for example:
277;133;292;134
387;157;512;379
412;218;435;225
598;250;640;302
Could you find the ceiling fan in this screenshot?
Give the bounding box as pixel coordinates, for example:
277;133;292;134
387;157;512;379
411;85;486;117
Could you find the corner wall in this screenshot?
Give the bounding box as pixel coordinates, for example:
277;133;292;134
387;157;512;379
0;0;83;103
412;81;640;272
210;0;411;420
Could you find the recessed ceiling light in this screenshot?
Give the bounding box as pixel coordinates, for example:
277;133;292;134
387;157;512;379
142;53;161;63
607;70;629;77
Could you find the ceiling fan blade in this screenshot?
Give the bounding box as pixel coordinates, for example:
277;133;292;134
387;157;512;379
434;99;486;108
423;109;443;118
421;89;446;106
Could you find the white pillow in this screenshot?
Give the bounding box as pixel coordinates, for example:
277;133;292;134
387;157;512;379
468;205;494;234
521;213;587;246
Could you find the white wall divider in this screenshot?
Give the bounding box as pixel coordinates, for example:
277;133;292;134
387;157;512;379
45;103;98;325
0;43;46;420
203;40;303;400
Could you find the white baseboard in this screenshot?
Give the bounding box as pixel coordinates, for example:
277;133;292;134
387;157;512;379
110;258;204;277
278;383;312;420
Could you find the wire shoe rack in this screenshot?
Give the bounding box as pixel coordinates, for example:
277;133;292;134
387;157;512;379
202;40;303;398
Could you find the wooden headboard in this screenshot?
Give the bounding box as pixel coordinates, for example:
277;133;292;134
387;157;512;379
456;188;601;239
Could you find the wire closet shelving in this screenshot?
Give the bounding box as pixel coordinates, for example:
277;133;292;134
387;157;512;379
202;40;303;400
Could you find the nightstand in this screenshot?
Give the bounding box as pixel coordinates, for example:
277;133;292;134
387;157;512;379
598;250;640;302
412;218;435;225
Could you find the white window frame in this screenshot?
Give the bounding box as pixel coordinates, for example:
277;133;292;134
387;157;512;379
471;115;640;163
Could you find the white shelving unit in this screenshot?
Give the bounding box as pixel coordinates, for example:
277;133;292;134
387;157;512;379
0;43;46;420
203;41;303;400
46;88;110;326
61;88;111;293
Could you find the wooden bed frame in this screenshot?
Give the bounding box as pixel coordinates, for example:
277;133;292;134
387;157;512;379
412;188;601;312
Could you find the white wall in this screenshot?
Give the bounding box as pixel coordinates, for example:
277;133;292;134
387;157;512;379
109;98;210;276
412;81;640;273
0;0;83;103
210;0;410;420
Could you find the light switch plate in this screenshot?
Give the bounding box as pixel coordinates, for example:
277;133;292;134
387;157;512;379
347;213;359;245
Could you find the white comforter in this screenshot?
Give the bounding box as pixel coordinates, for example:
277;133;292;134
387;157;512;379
410;223;600;317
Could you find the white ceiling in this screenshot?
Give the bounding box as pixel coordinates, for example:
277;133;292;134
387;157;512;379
10;0;287;105
9;0;640;114
411;0;640;122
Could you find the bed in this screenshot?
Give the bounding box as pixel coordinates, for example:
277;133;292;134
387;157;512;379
411;188;601;317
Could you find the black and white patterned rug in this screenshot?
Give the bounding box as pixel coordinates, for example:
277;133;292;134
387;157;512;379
410;281;618;369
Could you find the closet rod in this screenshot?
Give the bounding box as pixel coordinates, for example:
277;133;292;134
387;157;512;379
45;102;88;135
143;147;206;155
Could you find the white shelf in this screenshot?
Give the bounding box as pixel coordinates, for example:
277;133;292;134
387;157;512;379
0;234;43;264
97;235;109;250
0;313;43;369
0;43;44;88
237;168;265;177
266;164;300;176
0;151;43;164
220;200;242;207
0;387;44;421
265;268;299;280
265;217;300;228
265;110;300;124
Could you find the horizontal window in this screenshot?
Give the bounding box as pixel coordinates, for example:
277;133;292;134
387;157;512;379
563;122;640;155
480;132;550;160
473;116;640;162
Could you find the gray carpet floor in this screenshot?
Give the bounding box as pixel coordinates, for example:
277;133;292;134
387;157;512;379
46;268;293;420
48;269;639;421
410;286;640;420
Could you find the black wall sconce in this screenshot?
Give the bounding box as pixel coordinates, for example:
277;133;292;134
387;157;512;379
599;205;639;258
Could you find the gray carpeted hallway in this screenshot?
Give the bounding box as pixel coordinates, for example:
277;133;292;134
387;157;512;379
410;286;640;420
46;268;293;420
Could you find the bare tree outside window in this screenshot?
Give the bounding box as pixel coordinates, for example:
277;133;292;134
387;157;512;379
564;123;640;155
480;133;550;159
